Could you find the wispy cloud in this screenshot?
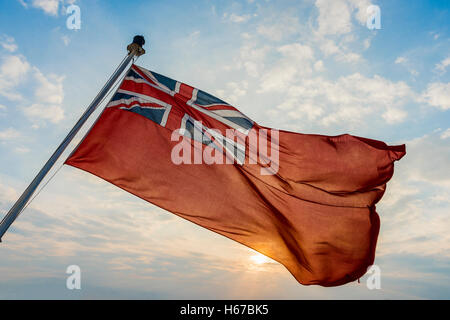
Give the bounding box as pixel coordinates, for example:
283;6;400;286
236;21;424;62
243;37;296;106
0;37;65;124
257;13;301;41
0;35;18;53
30;0;60;16
18;0;76;16
0;54;30;101
378;132;450;259
0;128;21;142
223;13;253;24
441;128;450;140
421;82;450;110
265;73;413;129
22;68;65;125
435;57;450;74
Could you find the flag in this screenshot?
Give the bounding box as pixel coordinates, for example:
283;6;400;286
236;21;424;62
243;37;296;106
65;64;406;286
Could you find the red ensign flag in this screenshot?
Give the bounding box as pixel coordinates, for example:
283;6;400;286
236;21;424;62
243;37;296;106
66;64;405;286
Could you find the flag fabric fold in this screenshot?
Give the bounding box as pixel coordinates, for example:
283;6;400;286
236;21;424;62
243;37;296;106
65;64;405;286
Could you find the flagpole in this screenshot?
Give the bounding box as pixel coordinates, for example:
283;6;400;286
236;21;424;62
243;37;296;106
0;35;146;242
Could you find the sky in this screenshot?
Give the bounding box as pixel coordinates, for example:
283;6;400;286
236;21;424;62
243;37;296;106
0;0;449;299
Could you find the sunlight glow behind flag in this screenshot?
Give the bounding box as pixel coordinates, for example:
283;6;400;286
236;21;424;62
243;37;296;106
65;64;405;286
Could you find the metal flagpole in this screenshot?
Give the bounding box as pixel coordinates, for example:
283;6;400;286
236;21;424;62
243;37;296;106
0;35;146;242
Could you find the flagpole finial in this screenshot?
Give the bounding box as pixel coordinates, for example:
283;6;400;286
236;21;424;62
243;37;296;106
127;35;146;57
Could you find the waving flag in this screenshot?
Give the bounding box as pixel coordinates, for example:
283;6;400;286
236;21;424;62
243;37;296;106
66;64;405;286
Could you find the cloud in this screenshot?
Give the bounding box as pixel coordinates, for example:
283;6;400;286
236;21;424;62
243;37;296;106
377;131;450;259
0;128;21;142
382;107;408;124
257;14;300;41
0;180;18;203
23;103;64;124
20;68;65;124
421;82;450;110
16;67;65;124
0;55;30;100
395;56;419;76
215;81;248;104
315;36;362;63
314;0;371;36
435;57;450;74
404;133;450;187
0;47;65;124
227;11;416;129
395;57;407;64
268;73;413;128
315;0;353;36
19;0;76;16
31;0;60;16
314;35;355;63
223;13;252;23
17;0;28;8
259;43;315;92
348;0;374;25
441;128;450;140
13;146;31;154
363;37;372;50
235;43;271;77
33;68;65;105
0;35;18;53
1;55;30;81
314;60;325;72
274;98;324;122
311;0;373;64
335;49;361;63
61;35;70;46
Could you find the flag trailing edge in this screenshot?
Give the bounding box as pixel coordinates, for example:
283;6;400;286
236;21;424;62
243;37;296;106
66;63;406;287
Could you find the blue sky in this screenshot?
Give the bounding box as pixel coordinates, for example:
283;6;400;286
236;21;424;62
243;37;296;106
0;0;449;299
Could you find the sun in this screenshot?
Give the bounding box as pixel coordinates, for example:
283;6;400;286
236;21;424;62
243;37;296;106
250;253;271;265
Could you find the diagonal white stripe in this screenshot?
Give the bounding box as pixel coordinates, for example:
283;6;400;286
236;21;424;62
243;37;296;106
116;89;172;108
